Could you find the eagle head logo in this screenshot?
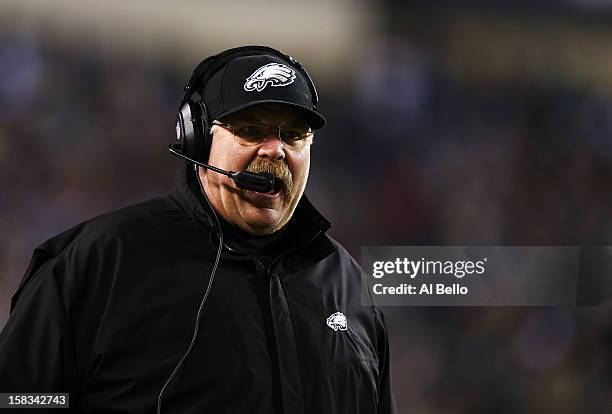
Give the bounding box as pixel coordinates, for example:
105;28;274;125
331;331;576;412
326;312;348;332
244;63;296;92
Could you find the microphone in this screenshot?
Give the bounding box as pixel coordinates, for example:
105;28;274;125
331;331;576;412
168;144;279;194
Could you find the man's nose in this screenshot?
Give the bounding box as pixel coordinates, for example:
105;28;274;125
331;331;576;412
256;134;285;160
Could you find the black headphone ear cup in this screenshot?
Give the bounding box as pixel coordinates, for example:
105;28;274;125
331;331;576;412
178;101;198;160
176;100;212;163
175;108;186;150
198;101;212;163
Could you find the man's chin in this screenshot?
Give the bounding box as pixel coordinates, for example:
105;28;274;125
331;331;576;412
237;203;285;235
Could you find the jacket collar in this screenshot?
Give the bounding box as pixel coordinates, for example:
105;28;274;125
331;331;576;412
170;162;332;250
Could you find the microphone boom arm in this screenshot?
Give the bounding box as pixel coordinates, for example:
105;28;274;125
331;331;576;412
168;144;278;194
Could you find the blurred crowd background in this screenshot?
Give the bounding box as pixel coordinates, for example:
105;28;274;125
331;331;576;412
1;0;612;412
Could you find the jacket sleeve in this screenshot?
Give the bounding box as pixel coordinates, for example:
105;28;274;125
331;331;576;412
375;307;398;414
0;248;79;393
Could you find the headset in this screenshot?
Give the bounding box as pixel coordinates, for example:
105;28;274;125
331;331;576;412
169;45;320;193
158;46;319;413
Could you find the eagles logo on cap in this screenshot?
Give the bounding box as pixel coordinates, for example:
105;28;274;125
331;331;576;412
244;63;296;92
201;48;326;129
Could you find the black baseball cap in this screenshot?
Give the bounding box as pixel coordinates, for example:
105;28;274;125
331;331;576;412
199;49;326;130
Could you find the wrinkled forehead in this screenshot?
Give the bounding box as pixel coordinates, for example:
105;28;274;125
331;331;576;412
222;103;309;127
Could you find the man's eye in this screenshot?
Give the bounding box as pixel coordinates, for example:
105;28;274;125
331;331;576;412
280;130;303;141
237;125;266;139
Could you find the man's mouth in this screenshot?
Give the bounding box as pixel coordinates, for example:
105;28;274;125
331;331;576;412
268;176;282;195
239;176;283;202
257;174;283;196
244;189;282;204
261;179;283;197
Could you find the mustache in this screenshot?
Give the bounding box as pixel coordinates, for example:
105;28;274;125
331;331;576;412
244;158;293;196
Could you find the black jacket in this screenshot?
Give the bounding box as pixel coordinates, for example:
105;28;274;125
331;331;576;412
0;164;396;414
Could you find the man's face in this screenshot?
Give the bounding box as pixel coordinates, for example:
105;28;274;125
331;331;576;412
199;104;313;235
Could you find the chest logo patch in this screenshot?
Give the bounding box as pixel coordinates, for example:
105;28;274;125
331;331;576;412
326;312;348;332
244;63;296;92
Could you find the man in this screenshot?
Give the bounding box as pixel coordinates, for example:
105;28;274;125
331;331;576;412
0;46;396;413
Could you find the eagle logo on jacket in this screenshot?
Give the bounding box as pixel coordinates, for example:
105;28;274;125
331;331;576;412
244;63;296;92
326;312;348;332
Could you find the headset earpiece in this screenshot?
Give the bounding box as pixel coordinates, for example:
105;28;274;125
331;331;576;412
198;100;212;163
175;99;213;163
